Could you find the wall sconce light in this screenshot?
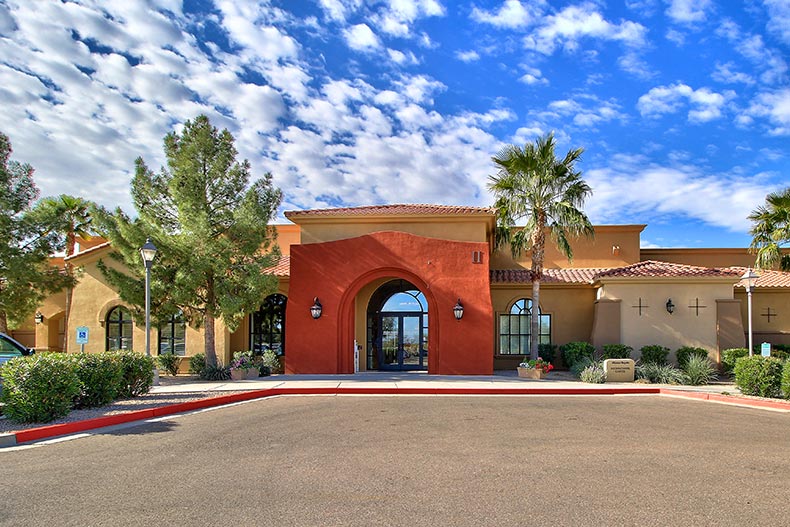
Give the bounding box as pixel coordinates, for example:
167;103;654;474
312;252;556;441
310;297;323;319
34;312;44;324
453;298;464;320
665;299;675;314
612;245;621;256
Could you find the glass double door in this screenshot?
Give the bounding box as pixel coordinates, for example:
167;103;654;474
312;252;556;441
379;313;426;370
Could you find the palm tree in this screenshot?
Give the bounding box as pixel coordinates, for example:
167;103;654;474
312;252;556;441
749;187;790;271
36;195;95;350
488;132;594;360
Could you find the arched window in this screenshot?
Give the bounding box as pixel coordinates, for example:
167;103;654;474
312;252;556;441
158;311;186;356
106;306;133;351
250;294;287;356
498;298;551;356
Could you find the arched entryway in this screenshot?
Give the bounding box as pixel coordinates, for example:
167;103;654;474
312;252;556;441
367;279;428;371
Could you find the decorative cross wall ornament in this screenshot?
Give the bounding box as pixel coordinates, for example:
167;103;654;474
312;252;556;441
761;307;777;323
688;297;707;317
632;297;648;316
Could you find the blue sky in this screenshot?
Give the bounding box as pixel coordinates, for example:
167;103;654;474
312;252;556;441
1;1;788;248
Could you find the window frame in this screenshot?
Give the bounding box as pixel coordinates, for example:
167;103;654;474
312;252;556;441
158;311;186;356
496;298;551;357
105;306;133;351
250;293;287;357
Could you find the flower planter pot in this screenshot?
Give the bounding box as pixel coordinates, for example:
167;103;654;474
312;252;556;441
231;368;258;381
517;367;546;379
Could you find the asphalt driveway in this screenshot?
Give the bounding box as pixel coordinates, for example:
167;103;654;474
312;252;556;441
1;395;788;526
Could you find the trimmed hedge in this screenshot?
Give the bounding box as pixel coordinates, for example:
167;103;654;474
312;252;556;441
72;352;123;409
0;353;81;423
782;361;790;399
721;348;749;373
601;344;633;360
537;343;556;364
560;342;595;368
639;345;670;366
734;356;784;398
113;351;155;397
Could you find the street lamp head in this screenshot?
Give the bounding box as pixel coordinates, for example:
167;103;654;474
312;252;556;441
140;238;158;267
741;268;759;291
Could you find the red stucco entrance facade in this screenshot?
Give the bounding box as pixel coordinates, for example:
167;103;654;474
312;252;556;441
285;231;494;375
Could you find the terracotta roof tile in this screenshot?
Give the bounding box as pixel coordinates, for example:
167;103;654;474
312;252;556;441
265;255;290;277
285;204;496;219
595;260;742;279
730;267;790;288
491;268;606;284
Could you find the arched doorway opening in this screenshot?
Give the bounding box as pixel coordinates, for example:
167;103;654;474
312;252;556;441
367;279;428;371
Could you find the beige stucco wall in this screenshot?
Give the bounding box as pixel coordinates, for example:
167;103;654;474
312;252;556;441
590;299;621;349
734;288;790;347
298;219;490;245
490;285;596;369
598;279;737;362
272;224;300;256
490;225;644;270
642;248;758;268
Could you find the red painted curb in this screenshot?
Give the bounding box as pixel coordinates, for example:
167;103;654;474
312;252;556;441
8;385;787;446
660;389;790;411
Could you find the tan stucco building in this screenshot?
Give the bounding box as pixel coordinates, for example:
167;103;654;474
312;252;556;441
14;204;790;373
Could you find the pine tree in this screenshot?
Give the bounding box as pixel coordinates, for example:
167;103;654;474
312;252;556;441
95;115;282;367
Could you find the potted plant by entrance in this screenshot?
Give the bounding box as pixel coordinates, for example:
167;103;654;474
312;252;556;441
517;357;554;379
230;350;258;380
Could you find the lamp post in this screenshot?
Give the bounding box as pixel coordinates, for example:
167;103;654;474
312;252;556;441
140;238;159;385
741;268;759;357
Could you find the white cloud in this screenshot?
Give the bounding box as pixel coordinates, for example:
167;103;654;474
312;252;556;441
711;62;755;86
665;0;712;24
344;23;381;51
518;66;547;85
456;50;480;62
745;89;790;135
763;0;790;44
471;0;543;29
524;4;647;54
388;48;419;65
585;158;771;232
637;83;734;122
393;74;446;104
374;0;446;37
541;94;626;128
318;0;363;23
716;19;788;85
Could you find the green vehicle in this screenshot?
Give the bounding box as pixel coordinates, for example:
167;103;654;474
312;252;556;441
0;333;34;365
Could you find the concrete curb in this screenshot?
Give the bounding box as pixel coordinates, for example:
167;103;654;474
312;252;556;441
1;386;787;447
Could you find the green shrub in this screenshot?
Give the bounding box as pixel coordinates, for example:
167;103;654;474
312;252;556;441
113;351;155;397
579;361;606;384
734;356;783;398
721;348;749;373
0;354;81;423
262;349;283;374
72;353;123;409
157;353;182;376
570;356;595;378
560;341;595;368
770;349;788;361
676;346;709;368
188;353;206;375
639;345;670;365
201;364;231;381
681;355;717;386
782;361;790;399
601;344;633;360
636;362;685;384
537;343;556;363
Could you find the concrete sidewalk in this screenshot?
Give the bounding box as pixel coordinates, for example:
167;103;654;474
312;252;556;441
150;370;740;395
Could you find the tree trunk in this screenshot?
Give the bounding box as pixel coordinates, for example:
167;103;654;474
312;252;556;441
204;274;218;367
530;214;546;361
0;310;7;334
204;310;218;367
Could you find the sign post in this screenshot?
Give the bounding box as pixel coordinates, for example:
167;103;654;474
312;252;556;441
75;326;89;353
